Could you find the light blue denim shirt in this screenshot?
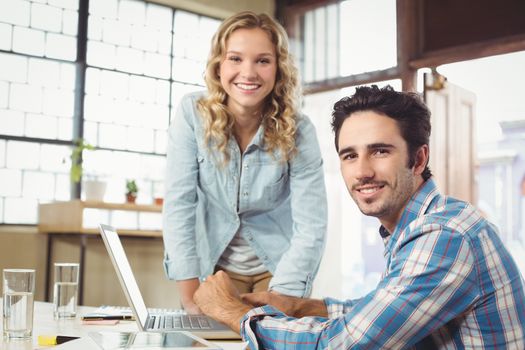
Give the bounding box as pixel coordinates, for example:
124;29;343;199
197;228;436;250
162;91;327;297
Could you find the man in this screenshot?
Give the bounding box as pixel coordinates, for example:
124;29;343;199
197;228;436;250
194;85;525;349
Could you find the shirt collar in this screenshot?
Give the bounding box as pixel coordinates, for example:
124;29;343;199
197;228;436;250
380;178;440;254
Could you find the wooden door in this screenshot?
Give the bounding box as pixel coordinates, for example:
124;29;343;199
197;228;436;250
424;72;477;204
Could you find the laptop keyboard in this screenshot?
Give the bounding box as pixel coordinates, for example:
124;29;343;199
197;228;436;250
151;314;212;330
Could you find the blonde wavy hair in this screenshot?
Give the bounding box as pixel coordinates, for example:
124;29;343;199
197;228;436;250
197;11;300;163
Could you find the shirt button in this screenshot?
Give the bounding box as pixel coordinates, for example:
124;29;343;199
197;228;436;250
243;191;248;197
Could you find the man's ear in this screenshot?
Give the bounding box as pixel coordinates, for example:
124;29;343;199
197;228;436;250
413;144;429;176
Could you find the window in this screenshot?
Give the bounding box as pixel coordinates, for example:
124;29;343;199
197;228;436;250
0;0;220;224
292;0;396;83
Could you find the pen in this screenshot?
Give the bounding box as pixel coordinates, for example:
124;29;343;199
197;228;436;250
38;335;80;346
81;315;134;320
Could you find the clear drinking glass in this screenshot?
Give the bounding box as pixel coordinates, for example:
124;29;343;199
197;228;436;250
53;263;79;319
2;269;35;339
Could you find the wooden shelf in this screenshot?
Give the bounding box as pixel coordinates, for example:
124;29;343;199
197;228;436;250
38;200;162;237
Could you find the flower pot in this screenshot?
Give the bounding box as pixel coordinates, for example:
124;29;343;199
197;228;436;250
83;180;106;202
126;194;137;204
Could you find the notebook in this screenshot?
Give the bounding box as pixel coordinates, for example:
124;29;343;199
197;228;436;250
98;224;240;340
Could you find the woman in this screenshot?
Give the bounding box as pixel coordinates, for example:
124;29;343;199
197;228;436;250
162;11;327;314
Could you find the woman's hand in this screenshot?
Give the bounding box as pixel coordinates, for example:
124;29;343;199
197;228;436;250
177;278;203;314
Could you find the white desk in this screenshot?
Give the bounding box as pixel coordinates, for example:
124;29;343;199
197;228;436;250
1;301;246;350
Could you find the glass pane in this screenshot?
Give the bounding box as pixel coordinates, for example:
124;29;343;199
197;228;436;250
144;52;170;78
83;121;98;145
303;11;314;82
40;144;70;172
130;25;156;52
0;23;13;50
127;126;153;152
100;70;129;99
0;109;24;136
156;79;170;105
6;141;40;169
12;26;46;56
198;17;220;39
119;0;145;26
170;82;201;113
129;75;156;103
115;46;144;74
143;104;168;130
23;171;55;199
89;0;118;19
43;88;75;117
46;33;77;60
62;9;78;36
146;3;172;30
156;31;172;55
48;0;79;11
99;123;127;149
10;83;43;113
28;58;60;88
0;140;4;167
103;18;130;46
314;7;326;81
25;113;58;139
85;67;101;94
0;169;22;196
173;10;198;36
339;0;396;75
87;41;116;69
0;53;27;83
87;15;103;40
31;3;62;32
155;129;167;154
139;154;165;180
172;57;204;84
58;117;73;140
0;81;7;108
59;62;76;90
55;173;70;200
326;4;339;79
4;197;38;224
0;0;30;26
84;93;113;122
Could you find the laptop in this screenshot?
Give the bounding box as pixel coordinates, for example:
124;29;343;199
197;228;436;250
98;224;240;340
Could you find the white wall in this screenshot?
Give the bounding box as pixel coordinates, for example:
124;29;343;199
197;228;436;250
303;91;364;300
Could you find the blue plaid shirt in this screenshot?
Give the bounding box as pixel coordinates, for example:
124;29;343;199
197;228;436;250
240;179;525;349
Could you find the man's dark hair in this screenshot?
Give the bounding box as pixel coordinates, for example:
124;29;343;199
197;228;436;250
331;85;432;181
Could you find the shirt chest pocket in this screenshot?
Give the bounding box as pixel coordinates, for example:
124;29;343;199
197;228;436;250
197;155;216;187
257;162;289;203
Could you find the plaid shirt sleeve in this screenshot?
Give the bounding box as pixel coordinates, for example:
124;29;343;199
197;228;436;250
240;224;481;349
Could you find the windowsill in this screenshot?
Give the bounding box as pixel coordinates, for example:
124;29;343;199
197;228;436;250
0;224;39;234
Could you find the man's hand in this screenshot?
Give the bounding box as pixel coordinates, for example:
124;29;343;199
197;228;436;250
194;271;252;333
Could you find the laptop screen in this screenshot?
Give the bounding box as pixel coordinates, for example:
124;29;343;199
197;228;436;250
99;224;149;329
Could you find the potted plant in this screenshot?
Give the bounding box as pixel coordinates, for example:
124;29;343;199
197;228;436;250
125;179;139;203
69;138;106;202
70;138;94;183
